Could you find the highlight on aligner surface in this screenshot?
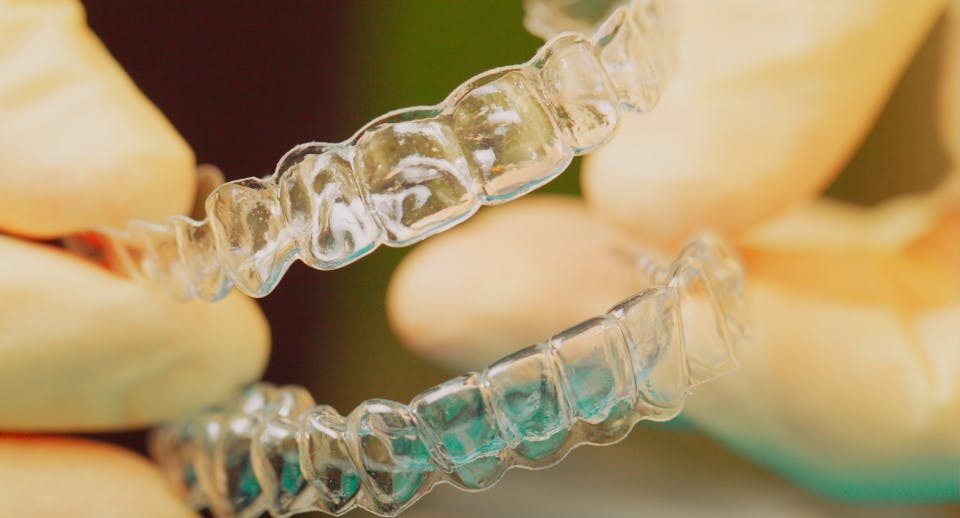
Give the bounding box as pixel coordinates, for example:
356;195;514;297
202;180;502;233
149;233;747;518
74;0;676;301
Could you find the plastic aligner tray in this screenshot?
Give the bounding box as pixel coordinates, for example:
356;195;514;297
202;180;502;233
149;234;747;518
77;0;676;301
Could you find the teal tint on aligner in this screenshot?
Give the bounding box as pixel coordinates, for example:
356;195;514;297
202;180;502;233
453;456;506;488
551;317;635;423
516;430;569;460
251;417;318;517
183;463;198;488
485;344;570;460
412;375;505;464
347;400;435;509
387;469;427;504
610;287;689;419
411;374;507;488
386;437;433;499
232;453;263;509
568;363;617;419
390;434;434;469
585;398;638;445
298;406;361;512
338;471;360;502
279;449;304;495
217;414;265;513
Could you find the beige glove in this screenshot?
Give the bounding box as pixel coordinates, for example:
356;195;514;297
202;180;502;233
0;0;270;515
389;0;959;501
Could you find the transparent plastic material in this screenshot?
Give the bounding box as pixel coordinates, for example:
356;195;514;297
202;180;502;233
524;1;619;37
450;69;572;202
205;178;297;298
355;115;478;245
277;145;381;269
79;0;676;300
150;234;745;517
533;34;621;153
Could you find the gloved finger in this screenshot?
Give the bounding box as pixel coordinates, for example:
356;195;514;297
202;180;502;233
0;435;194;517
0;0;194;238
388;195;644;370
0;234;270;431
581;0;946;247
683;196;959;500
386;192;959;500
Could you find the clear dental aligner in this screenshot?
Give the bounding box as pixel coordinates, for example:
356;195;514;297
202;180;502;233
149;234;746;518
84;0;675;301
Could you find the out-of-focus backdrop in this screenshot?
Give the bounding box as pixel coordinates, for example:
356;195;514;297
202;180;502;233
78;1;956;515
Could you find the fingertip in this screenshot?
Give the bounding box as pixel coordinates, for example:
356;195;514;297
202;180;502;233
0;435;195;517
0;0;195;238
388;196;644;371
581;0;946;247
0;235;270;431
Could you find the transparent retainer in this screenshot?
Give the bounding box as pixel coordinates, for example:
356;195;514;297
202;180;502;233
149;234;747;518
67;0;677;301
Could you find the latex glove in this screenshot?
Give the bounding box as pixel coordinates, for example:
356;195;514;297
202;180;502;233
0;0;269;515
388;0;959;502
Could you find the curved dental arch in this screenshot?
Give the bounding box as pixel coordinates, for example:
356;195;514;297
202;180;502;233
131;2;745;517
149;233;746;518
82;0;676;300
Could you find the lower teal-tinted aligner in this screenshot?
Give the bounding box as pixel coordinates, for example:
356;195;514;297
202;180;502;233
389;470;426;504
567;363;617;420
236;461;263;508
517;431;569;460
281;450;306;495
501;380;564;438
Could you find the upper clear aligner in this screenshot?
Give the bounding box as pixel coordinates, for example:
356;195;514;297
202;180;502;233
81;0;676;300
149;233;747;518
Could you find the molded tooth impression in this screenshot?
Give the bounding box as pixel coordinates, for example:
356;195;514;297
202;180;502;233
355;114;478;245
90;0;675;300
551;316;635;425
170;216;233;301
669;257;737;385
533;34;621;153
594;5;665;111
250;387;318;517
149;419;206;509
347;400;438;516
298;406;361;514
208;386;278;517
450;69;571;202
411;374;508;489
484;344;571;462
610;286;689;420
278;145;381;269
251;418;313;516
206;178;297;298
680;234;748;343
127;220;195;301
152;233;744;517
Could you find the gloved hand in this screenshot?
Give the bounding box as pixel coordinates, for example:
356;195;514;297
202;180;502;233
0;0;269;515
388;0;959;502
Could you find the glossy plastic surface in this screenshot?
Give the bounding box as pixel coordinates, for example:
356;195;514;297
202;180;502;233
87;0;675;300
150;234;745;517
